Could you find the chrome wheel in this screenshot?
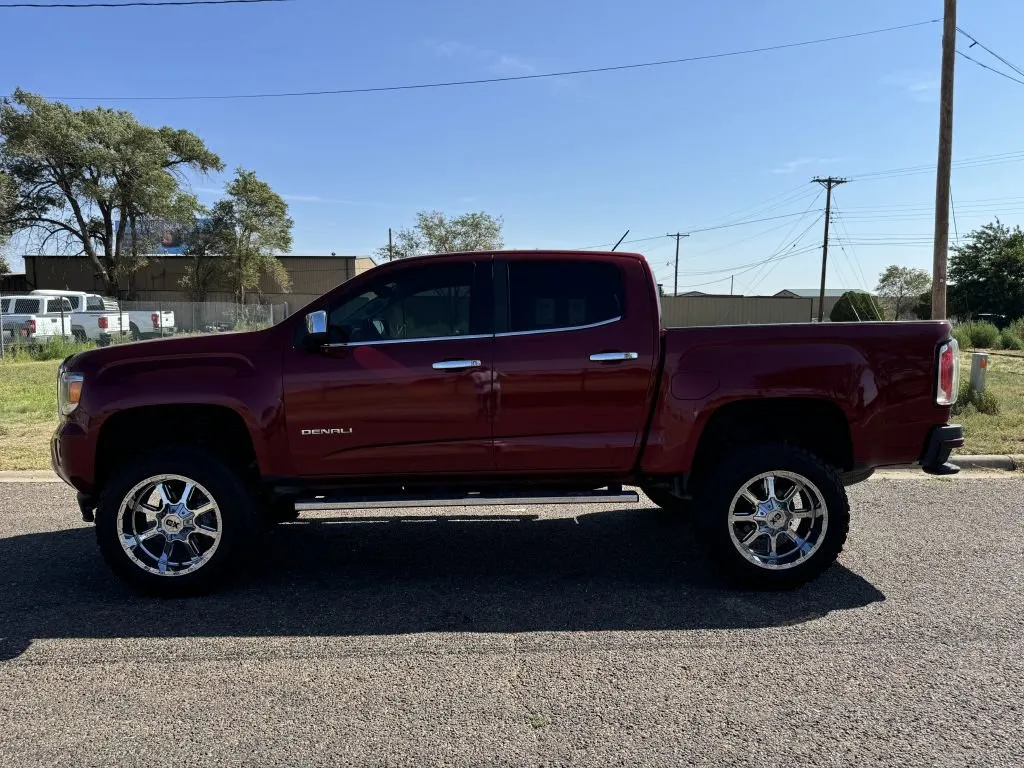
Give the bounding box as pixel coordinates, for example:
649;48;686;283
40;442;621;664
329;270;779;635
727;470;828;571
118;475;223;577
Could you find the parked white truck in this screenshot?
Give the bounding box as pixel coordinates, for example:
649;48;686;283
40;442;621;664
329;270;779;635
28;290;176;342
1;295;74;341
31;290;175;340
7;292;128;344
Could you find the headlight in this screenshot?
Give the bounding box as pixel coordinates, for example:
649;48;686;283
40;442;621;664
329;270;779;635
58;370;84;417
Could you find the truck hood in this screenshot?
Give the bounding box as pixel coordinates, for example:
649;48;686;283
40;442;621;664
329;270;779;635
66;327;278;376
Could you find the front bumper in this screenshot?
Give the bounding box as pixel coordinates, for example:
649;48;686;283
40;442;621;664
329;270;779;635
51;419;96;495
920;424;964;475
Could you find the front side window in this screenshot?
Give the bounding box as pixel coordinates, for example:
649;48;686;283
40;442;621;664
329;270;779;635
507;260;624;333
86;297;105;311
327;262;487;344
47;299;73;313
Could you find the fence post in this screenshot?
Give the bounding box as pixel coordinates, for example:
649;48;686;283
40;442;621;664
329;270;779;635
0;305;5;359
969;352;988;394
60;304;66;340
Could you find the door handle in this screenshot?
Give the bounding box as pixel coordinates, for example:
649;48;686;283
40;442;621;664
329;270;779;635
589;352;639;362
432;359;482;370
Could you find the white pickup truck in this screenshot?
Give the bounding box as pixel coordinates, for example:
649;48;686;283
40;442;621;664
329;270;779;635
1;295;74;341
17;291;128;344
32;290;175;340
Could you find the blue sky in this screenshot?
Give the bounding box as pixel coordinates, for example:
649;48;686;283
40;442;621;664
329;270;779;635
3;0;1024;295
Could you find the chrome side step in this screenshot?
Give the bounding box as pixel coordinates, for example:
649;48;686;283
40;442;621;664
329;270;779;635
294;489;639;512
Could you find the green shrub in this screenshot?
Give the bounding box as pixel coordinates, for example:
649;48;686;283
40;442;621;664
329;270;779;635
954;321;1000;349
1;337;95;362
830;291;884;322
999;329;1024;351
1009;318;1024;340
952;378;1001;416
951;325;971;350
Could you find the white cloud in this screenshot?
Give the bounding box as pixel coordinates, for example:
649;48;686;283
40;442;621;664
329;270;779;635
882;71;939;103
771;157;842;175
425;39;535;78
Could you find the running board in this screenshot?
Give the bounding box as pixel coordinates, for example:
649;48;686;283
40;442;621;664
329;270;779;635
294;489;639;512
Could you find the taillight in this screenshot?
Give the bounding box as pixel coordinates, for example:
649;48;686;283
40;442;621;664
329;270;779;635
936;339;959;406
26;319;36;336
98;316;108;330
151;312;160;329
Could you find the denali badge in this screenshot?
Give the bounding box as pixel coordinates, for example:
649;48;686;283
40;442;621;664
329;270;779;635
301;427;353;436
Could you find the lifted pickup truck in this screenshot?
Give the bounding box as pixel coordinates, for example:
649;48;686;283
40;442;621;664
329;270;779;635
52;250;963;595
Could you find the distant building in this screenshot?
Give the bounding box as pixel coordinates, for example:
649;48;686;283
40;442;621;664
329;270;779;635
21;254;377;309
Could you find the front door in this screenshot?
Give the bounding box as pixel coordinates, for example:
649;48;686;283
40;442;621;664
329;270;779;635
282;259;495;478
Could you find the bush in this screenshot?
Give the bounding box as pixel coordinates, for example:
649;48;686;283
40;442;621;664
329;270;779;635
951;325;971;350
830;291;884;322
953;321;1000;349
999;329;1024;351
1009;318;1024;340
1;337;95;362
952;378;1001;416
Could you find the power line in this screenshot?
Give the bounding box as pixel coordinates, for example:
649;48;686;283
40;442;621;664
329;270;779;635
46;18;940;101
956;26;1024;79
850;150;1024;181
0;0;289;7
956;49;1024;87
828;195;870;290
740;191;824;292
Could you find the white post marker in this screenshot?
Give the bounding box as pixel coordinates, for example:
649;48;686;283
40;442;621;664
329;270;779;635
970;352;988;394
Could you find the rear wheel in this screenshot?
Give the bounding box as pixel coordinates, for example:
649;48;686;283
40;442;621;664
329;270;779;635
95;447;257;596
129;322;141;341
695;443;849;589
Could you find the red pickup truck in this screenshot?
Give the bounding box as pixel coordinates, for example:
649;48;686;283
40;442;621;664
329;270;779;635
51;250;963;595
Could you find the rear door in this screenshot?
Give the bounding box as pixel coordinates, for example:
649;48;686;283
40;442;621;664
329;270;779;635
282;258;496;477
491;257;658;473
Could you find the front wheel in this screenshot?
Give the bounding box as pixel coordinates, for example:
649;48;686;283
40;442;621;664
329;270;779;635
695;444;849;589
95;447;257;596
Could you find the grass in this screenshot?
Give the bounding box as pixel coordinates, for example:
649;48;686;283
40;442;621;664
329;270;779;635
0;358;60;470
1;350;1022;472
954;350;1024;456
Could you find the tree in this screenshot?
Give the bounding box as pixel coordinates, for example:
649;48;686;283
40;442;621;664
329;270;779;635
0;253;9;275
948;220;1024;319
0;89;222;294
377;210;503;261
830;291;884;322
178;219;226;301
206;169;293;304
875;265;931;319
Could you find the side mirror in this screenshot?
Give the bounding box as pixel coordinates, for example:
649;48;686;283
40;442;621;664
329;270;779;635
305;310;328;346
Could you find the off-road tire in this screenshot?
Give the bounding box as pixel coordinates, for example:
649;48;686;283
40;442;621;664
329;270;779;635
694;443;849;589
95;446;258;596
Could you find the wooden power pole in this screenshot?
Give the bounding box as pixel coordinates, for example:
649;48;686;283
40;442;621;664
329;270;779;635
667;232;689;295
812;177;848;322
932;0;957;319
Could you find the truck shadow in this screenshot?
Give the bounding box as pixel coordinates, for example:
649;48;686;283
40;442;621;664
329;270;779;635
0;508;884;660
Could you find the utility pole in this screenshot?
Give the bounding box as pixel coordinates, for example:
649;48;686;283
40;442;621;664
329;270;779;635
667;232;689;295
812;177;848;322
387;227;394;261
932;0;957;319
730;275;734;296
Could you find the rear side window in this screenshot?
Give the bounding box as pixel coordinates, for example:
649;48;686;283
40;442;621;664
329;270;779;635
507;261;624;333
86;296;105;311
46;298;73;313
15;299;41;314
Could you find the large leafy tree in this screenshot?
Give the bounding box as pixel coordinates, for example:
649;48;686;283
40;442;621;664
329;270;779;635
206;169;293;304
875;265;931;319
948;220;1024;319
0;89;222;294
377;210;503;260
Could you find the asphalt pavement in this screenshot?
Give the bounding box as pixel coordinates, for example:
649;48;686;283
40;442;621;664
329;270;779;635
0;476;1021;767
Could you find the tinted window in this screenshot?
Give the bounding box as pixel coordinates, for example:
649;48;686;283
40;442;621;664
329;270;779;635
327;262;488;344
46;298;73;313
86;296;105;311
507;261;624;333
14;299;41;314
0;299;7;313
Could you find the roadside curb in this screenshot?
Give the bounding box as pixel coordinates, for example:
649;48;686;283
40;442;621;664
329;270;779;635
0;471;62;483
953;454;1021;471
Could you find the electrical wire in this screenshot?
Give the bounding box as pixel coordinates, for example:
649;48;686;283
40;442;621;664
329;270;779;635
739;191;824;292
828;194;870;290
850;150;1024;181
957;27;1024;79
956;50;1024;87
45;18;939;101
1;0;288;7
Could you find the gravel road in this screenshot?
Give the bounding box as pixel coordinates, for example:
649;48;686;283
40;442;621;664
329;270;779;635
0;476;1021;767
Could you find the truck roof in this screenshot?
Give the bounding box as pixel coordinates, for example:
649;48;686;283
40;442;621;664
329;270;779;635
378;249;647;265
